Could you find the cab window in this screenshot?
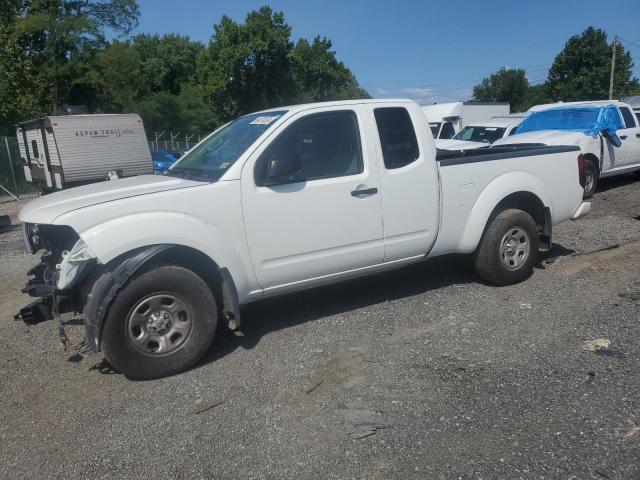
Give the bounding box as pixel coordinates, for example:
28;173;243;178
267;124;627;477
374;107;420;169
256;110;363;185
619;107;637;128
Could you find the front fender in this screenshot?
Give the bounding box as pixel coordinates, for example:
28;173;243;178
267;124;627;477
457;171;551;253
75;212;256;303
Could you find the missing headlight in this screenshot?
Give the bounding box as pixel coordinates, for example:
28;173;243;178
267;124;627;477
21;222;39;253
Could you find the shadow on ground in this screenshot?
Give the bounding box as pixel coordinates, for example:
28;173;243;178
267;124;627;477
197;254;482;370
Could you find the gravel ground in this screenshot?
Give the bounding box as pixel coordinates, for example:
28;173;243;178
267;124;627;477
0;176;639;479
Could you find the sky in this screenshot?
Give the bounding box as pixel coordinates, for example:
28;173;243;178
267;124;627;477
132;0;640;105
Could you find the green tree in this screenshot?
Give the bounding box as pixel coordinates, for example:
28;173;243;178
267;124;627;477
131;34;204;95
547;27;640;101
13;0;139;113
88;34;204;112
88;39;145;112
519;83;552;111
198;6;296;121
135;84;216;136
0;3;42;134
472;67;530;112
290;36;369;102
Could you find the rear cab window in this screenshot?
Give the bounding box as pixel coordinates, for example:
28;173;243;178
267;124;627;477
374;107;420;169
619;106;637;128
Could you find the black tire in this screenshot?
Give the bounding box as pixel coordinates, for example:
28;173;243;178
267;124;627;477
583;159;598;199
101;265;217;379
474;209;539;286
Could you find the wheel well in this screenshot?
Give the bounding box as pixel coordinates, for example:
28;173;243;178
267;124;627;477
584;153;600;172
100;245;227;320
490;191;551;251
152;245;225;308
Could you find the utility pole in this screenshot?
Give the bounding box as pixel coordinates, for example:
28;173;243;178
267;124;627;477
609;35;617;100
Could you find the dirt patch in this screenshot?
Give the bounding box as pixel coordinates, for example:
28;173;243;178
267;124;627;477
556;240;640;276
309;347;368;389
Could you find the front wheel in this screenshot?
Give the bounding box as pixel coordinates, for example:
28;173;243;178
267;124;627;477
474;209;539;286
100;265;218;379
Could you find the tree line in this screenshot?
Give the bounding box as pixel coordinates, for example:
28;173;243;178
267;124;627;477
472;27;640;112
1;3;639;138
0;1;368;136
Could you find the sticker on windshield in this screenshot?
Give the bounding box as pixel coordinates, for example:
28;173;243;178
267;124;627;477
250;116;280;125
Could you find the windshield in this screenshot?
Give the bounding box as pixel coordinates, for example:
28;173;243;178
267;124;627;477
168;111;287;181
429;122;441;138
453;126;506;143
517;107;611;134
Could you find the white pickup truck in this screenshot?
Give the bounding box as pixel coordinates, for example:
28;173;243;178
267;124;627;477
436;115;526;151
494;100;640;197
16;99;590;379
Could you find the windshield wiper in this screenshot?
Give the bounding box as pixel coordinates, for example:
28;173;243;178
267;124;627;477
166;168;218;183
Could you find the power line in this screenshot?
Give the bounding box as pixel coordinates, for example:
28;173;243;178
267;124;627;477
617;36;640;49
373;64;551;90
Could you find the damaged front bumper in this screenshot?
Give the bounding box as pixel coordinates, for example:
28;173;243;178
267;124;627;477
15;236;97;339
17;234;173;355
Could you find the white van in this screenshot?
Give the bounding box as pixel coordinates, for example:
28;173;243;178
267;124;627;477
422;102;510;139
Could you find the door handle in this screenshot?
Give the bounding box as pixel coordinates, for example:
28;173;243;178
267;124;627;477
619;135;627;140
351;186;378;198
636;133;640;138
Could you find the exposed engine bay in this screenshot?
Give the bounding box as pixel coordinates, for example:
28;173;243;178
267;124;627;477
15;223;175;355
16;223;96;327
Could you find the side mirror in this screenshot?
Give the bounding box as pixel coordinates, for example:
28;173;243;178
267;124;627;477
601;128;622;148
263;154;304;186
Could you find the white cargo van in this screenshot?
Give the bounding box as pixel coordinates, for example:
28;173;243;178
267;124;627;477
16;114;152;192
422;102;510;139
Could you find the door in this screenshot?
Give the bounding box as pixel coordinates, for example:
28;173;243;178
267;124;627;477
617;106;640;167
439;121;456;139
24;125;53;189
371;105;440;261
241;107;384;290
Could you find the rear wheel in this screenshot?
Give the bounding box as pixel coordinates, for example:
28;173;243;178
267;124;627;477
474;209;539;285
583;159;598;198
101;265;217;379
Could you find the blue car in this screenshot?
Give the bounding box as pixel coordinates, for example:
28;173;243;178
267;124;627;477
151;151;182;174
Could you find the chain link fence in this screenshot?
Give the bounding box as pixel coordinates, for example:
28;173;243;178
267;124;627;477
0;136;39;202
148;133;207;153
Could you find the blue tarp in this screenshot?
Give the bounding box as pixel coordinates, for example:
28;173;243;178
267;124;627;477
517;104;623;136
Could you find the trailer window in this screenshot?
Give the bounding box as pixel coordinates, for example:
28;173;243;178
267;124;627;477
374;107;420;169
31;140;39;159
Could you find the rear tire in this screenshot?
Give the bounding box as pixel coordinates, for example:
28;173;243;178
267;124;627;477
474;209;539;286
583;159;598;199
101;265;217;379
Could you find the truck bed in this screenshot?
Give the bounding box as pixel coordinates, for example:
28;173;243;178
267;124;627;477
430;144;582;257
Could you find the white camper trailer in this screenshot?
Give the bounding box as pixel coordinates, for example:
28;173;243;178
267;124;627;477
16;114;152;192
422;102;511;139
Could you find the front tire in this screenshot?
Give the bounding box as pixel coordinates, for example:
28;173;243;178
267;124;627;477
101;265;218;379
474;209;539;286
